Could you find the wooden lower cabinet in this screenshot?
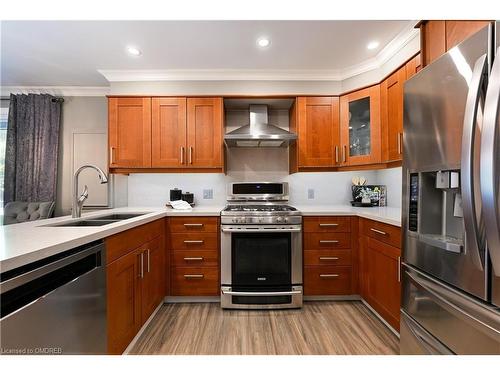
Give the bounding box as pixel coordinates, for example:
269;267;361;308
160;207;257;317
168;216;220;296
303;216;358;296
106;219;166;354
106;249;142;355
359;218;401;331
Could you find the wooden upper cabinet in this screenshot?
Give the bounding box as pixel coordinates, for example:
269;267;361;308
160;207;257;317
381;66;406;162
186;97;223;168
421;20;446;67
405;53;422;80
296;97;340;168
109;97;151;168
340;85;381;166
151;97;187;167
420;20;491;67
445;21;491;50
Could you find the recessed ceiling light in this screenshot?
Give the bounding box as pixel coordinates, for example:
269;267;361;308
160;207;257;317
257;37;270;48
367;41;379;50
126;46;142;56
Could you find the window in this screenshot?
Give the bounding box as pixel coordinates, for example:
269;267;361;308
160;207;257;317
0;106;8;213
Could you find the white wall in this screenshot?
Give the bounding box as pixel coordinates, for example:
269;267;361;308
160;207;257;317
374;167;403;208
127;170;384;207
56;96;128;216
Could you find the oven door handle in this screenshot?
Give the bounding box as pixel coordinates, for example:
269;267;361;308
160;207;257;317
221;227;301;233
221;290;303;296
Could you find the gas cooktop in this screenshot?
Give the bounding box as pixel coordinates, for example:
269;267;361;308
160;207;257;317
223;204;298;213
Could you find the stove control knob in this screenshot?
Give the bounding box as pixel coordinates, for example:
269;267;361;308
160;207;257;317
232;218;238;223
276;216;283;223
284;217;289;223
259;217;264;223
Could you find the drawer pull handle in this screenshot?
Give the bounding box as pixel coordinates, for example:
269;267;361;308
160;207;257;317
183;240;204;244
184;274;204;279
320;274;339;278
370;228;387;236
183;257;204;261
319;256;339;260
319;240;339;244
184;223;204;227
319;223;339;227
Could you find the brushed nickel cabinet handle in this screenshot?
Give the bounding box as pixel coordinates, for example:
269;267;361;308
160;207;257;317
184;223;204;227
146;249;150;273
398;132;403;155
180;146;185;164
319;223;339;227
319;257;339;260
189;146;193;164
183;257;204;261
370;228;387;235
183;240;204;244
343;145;347;163
320;274;339;278
138;252;144;279
319;240;339;244
184;274;204;279
335;146;339;164
110;147;115;164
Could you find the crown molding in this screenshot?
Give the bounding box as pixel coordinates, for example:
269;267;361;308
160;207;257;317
99;20;419;83
0;86;110;97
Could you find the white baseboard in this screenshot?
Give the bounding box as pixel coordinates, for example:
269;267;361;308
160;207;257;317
360;299;400;338
123;302;163;355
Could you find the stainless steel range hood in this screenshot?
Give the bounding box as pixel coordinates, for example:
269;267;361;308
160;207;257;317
224;104;297;148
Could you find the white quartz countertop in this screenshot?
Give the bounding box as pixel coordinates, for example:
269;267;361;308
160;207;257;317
0;205;223;272
1;204;400;273
295;205;401;227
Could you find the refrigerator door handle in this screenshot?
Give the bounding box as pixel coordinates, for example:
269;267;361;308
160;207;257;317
461;53;488;271
481;47;500;276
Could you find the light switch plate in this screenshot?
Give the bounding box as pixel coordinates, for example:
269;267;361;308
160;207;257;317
307;188;315;199
203;189;213;199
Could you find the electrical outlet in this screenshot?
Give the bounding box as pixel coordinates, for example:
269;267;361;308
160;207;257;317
203;189;213;199
307;188;315;199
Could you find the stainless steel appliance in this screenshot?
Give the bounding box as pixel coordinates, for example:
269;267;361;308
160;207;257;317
401;23;500;354
220;182;303;309
224;104;297;148
0;241;107;354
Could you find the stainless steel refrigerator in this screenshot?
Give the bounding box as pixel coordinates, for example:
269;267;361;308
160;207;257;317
401;22;500;354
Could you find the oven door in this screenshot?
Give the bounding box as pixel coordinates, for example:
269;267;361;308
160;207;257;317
221;225;302;309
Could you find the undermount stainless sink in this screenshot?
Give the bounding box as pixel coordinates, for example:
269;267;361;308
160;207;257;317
43;212;149;227
92;213;148;221
48;219;120;227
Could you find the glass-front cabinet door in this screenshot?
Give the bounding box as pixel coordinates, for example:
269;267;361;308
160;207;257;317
340;85;381;166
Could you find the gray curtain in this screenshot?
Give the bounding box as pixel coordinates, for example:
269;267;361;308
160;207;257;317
3;94;62;204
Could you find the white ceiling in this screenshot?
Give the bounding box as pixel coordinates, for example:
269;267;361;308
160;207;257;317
1;20;414;86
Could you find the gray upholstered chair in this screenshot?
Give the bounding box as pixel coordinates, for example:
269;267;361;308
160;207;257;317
3;201;55;225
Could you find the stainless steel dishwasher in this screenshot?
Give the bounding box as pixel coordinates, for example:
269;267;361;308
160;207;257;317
0;241;106;354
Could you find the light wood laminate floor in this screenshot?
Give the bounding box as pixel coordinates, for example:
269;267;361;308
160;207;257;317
130;301;399;355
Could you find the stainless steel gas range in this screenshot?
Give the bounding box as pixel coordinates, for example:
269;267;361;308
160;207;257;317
220;182;303;309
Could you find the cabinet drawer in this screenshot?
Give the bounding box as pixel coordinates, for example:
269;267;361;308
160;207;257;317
105;219;164;264
171;267;219;296
303;216;351;233
362;219;401;248
169;233;218;250
168;217;218;233
171;250;219;267
304;232;351;249
304;249;352;266
304;266;352;295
